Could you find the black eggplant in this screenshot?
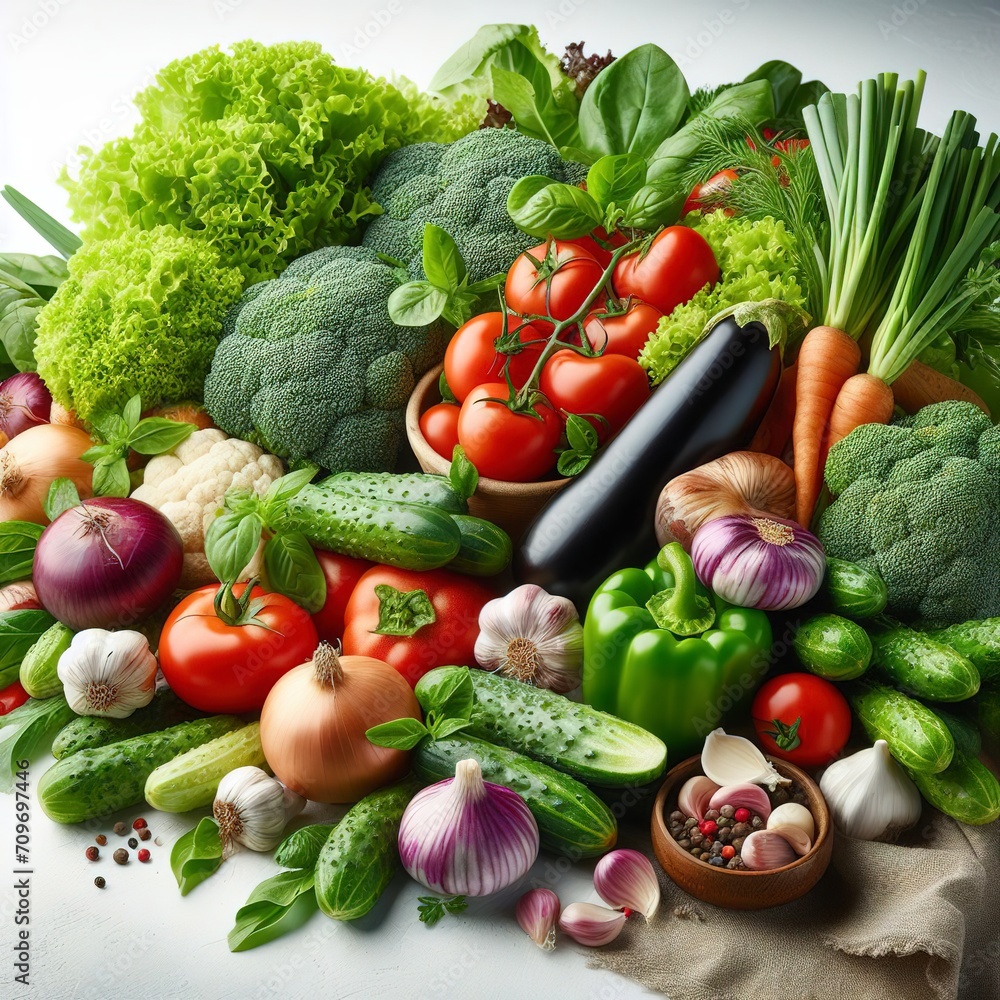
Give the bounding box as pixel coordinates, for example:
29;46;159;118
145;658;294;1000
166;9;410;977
514;314;781;610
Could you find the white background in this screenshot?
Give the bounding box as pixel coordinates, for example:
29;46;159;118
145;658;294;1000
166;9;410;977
1;1;999;998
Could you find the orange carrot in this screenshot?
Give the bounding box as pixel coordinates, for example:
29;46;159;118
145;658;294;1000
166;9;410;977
891;359;991;416
792;326;861;526
826;373;895;454
749;362;798;457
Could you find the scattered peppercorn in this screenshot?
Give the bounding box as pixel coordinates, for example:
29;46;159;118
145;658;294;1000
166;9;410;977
133;818;148;831
95;834;107;846
128;837;138;849
113;822;127;836
113;848;129;865
94;877;106;889
138;828;151;842
733;808;751;824
137;849;150;863
85;846;99;862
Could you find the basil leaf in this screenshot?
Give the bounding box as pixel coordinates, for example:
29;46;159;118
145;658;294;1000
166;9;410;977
449;445;479;502
365;717;430;751
420;667;474;730
171;817;224;897
229;892;318;953
0;521;43;584
0;609;58;683
556;449;592;477
578;44;689;161
439;371;458;405
91;458;131;498
0;253;67;299
128;416;195;456
93;412;129;445
274;824;332;869
263;467;316;512
263;533;326;613
431;715;473;740
565;413;599;453
622;179;688;231
422;224;467;291
388;281;449;327
0;695;75;793
80;443;118;464
372;584;436;637
0;268;44;372
586;154;648;210
507;177;601;240
121;394;142;433
205;511;263;584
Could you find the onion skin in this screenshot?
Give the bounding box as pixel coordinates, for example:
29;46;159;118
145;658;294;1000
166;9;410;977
32;497;183;630
260;645;421;804
0;373;51;440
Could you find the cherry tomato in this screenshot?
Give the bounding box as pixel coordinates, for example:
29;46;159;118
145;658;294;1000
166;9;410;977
444;312;544;403
540;350;650;440
751;672;852;769
342;566;494;687
613;226;720;316
682;169;738;215
568;227;627;267
311;551;372;644
582;300;663;360
505;240;604;333
419;402;461;460
458;382;562;482
0;680;29;715
159;583;318;714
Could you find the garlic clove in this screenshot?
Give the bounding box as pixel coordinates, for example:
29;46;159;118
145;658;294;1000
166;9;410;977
558;902;627;947
739;829;799;871
516;888;560;951
767;802;815;841
768;823;812;856
701;728;790;790
708;782;773;822
677;775;720;821
593;849;660;921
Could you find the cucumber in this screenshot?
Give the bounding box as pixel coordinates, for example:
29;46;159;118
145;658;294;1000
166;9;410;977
823;558;888;618
871;627;980;702
931;707;982;759
314;777;420;921
979;686;1000;755
414;735;617;857
415;666;667;787
144;721;266;812
19;622;73;698
793;613;872;681
925;618;1000;683
909;752;1000;825
448;515;512;576
51;688;203;759
280;485;461;571
38;715;243;823
849;683;954;774
318;471;467;514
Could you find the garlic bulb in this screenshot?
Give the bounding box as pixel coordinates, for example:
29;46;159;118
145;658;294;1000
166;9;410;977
516;888;560;951
558;902;627;947
593;849;660;921
57;629;157;719
213;766;305;855
820;740;921;841
474;585;584;693
701;728;790;791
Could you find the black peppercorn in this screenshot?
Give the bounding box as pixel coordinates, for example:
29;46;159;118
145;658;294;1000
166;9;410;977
128;837;138;849
113;848;129;865
94;876;106;889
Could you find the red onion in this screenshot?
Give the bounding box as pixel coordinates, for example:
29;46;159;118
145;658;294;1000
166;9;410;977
0;373;52;441
33;497;183;630
691;513;825;611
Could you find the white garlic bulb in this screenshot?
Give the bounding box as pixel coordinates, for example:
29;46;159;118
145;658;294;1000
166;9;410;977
820;740;922;841
57;629;157;719
213;766;305;855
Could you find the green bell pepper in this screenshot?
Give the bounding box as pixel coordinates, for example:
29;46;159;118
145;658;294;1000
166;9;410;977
582;543;772;759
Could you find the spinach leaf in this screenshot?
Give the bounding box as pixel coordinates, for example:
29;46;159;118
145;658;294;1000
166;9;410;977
0;521;43;585
744;60;828;128
586;154;647;209
506;176;602;239
0;253;67;300
0;268;44;372
0;695;75;792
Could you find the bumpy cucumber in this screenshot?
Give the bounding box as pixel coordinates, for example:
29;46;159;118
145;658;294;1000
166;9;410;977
448;515;512;576
281;485;461;570
925;618;1000;683
871;627;980;702
38;715;243;823
823;559;888;618
144;722;266;812
51;688;203;759
319;472;467;514
415;666;667;787
793;614;872;681
414;734;617;857
910;752;1000;825
314;777;420;921
19;622;73;698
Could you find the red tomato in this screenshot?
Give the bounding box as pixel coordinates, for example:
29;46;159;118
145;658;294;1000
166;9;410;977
342;566;494;687
582;300;663;360
613;226;720;316
751;673;852;769
419;402;461;460
505;240;604;333
568;227;627;267
159;583;318;713
310;551;372;644
682;169;738;215
458;382;562;482
540;350;650;439
444;312;544;403
0;680;29;715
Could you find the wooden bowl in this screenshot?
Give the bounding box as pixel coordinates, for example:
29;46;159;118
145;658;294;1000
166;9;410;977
651;755;833;910
405;363;570;541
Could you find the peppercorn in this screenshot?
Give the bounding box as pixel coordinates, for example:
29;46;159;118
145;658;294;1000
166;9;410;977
709;841;723;855
772;787;790;805
793;792;808;806
113;849;129;865
719;805;735;819
699;852;711;862
726;858;742;870
133;818;148;831
128;837;138;849
683;817;698;830
689;831;704;846
731;822;751;838
677;838;691;850
94;876;106;889
733;807;751;824
137;849;150;863
751;815;764;830
699;819;718;837
138;828;151;842
732;836;745;852
85;846;99;862
717;816;731;828
95;834;107;846
717;827;732;844
113;822;127;836
721;845;736;860
690;846;703;857
704;808;720;821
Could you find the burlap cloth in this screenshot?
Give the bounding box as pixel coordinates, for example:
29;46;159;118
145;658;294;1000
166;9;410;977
586;811;999;1000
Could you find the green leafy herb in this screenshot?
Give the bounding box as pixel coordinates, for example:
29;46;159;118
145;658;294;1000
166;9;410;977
274;824;333;869
0;253;68;300
263;532;326;613
0;609;57;689
228;868;318;952
367;667;474;749
448;446;479;502
506;177;603;240
417;894;469;926
0;521;44;585
205;512;263;585
0;695;75;793
365;716;431;751
556;413;600;477
171;817;224;896
743;60;828;130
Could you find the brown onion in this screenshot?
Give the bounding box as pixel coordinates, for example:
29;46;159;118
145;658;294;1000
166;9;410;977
0;423;94;524
259;642;421;804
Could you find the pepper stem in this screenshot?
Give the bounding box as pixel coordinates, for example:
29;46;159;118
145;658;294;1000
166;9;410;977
313;641;344;688
646;542;717;636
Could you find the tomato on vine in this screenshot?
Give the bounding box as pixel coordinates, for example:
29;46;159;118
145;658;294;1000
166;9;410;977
443;311;544;402
582;300;663;360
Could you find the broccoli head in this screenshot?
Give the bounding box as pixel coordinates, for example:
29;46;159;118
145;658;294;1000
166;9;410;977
818;400;1000;623
360;127;587;281
203;246;445;473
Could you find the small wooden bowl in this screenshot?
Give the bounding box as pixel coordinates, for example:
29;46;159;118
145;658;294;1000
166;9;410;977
405;363;570;541
651;755;832;910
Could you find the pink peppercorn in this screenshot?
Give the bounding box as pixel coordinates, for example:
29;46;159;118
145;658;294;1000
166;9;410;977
734;807;751;823
132;818;147;831
137;849;150;863
699;819;718;837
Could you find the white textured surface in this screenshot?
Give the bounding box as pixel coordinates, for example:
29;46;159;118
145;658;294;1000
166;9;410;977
2;1;999;997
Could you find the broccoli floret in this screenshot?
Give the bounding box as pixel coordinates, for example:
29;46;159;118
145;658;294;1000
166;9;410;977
203;246;446;472
361;128;586;281
818;401;1000;623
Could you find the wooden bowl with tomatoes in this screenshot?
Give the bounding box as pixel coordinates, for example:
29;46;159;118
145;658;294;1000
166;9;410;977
405;363;570;541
